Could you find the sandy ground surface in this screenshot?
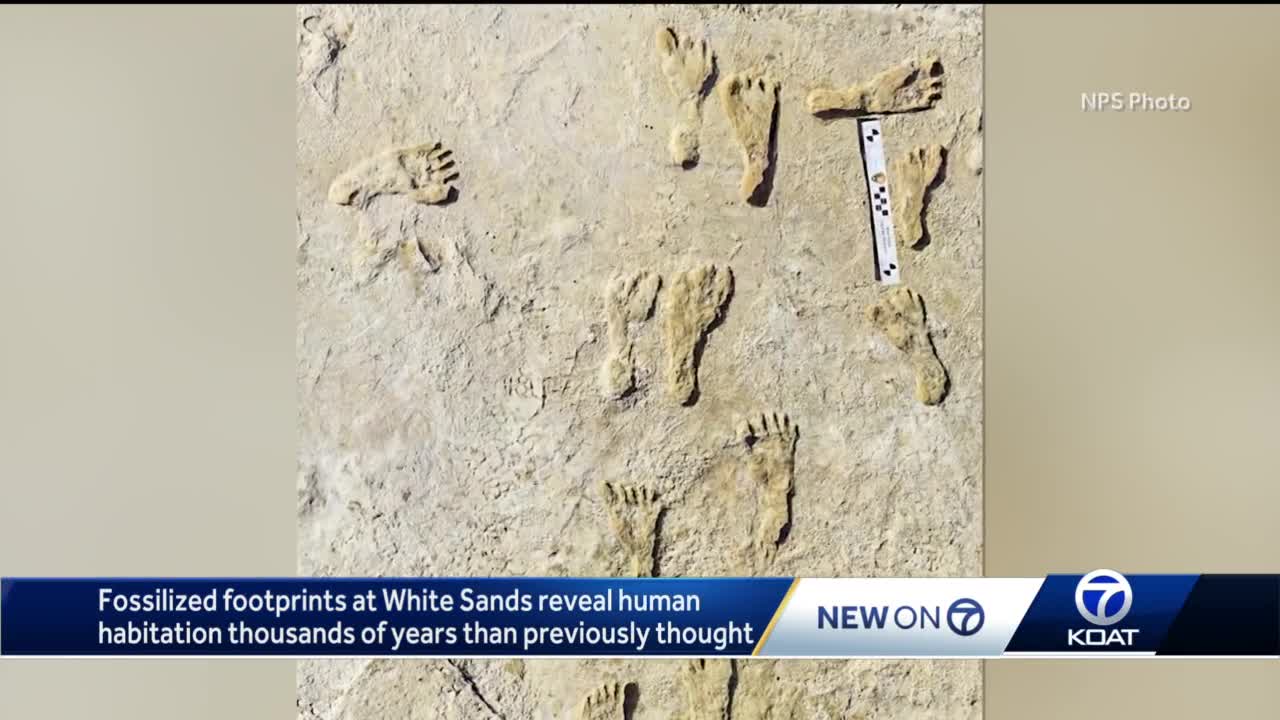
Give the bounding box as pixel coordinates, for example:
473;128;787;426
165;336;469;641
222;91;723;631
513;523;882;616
296;4;983;718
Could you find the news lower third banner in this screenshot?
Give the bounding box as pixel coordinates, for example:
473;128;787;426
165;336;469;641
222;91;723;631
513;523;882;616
1;574;1277;658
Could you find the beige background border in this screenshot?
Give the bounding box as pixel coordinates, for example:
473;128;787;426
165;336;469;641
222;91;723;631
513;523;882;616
986;5;1279;718
0;5;296;718
0;5;1276;719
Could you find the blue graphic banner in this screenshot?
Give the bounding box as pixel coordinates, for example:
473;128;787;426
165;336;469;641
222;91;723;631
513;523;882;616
2;574;1276;657
1004;573;1199;653
0;578;792;656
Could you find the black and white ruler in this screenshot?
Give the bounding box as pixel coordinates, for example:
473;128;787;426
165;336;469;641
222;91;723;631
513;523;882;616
858;118;900;285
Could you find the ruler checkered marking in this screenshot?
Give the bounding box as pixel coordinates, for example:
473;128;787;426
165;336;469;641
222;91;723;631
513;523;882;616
858;118;900;285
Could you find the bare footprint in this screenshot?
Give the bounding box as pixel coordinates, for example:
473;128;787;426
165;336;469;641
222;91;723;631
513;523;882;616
662;264;733;405
718;71;779;204
891;145;945;250
655;27;716;167
328;141;458;209
866;286;948;405
298;7;350;114
682;659;733;720
600;482;663;577
737;412;799;566
396;206;444;276
347;202;446;287
600;270;661;399
577;681;626;720
348;204;402;285
807;53;943;116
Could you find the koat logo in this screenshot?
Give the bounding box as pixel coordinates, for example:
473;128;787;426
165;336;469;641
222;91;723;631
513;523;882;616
1074;569;1132;626
1069;569;1139;647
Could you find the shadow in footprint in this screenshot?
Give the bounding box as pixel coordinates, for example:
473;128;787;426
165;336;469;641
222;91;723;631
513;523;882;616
622;682;640;720
683;275;736;406
440;184;460;206
726;660;740;718
774;423;800;549
681;56;720;171
747;85;781;207
813;106;869;122
916;294;951;403
910;147;948;251
649;504;670;577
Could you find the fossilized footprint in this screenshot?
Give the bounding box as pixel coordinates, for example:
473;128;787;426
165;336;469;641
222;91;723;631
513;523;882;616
347;203;445;286
576;681;627;720
298;8;350;114
738;412;799;566
600;270;661;399
867;286;948;405
348;207;401;285
662;264;732;405
807;53;943;116
718;71;780;204
682;659;733;720
328;141;458;209
891;145;945;250
655;27;716;167
600;481;663;578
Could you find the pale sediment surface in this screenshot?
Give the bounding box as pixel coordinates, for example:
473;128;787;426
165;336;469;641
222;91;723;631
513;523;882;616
297;4;983;718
